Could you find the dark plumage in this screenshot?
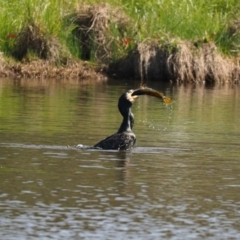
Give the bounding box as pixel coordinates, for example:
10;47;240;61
93;87;172;150
94;90;136;150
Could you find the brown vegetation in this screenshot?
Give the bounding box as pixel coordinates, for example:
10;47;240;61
0;59;106;81
69;3;129;62
12;23;70;64
108;40;240;83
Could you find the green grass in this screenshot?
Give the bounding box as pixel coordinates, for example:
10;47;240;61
0;0;240;61
118;0;240;54
0;0;79;57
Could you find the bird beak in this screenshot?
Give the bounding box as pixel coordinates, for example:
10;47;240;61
126;89;138;102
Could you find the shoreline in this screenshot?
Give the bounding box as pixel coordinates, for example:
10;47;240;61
0;52;239;84
1;3;240;84
0;59;108;82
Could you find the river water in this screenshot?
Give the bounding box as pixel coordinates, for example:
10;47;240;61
0;78;240;239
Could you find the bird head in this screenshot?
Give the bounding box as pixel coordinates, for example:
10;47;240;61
118;89;138;117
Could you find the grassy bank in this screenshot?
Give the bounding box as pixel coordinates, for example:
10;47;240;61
119;0;240;54
0;0;240;82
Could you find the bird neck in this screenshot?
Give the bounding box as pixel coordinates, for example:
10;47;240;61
117;108;134;133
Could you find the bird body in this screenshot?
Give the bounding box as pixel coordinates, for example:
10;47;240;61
94;131;136;150
94;90;136;150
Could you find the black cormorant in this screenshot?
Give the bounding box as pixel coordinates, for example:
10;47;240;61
93;87;172;150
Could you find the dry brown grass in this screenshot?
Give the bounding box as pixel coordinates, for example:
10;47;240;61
0;52;5;70
12;23;70;63
0;59;106;81
0;52;7;77
109;39;240;83
70;3;129;62
168;41;240;83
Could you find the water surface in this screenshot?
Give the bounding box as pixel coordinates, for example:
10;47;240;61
0;79;240;239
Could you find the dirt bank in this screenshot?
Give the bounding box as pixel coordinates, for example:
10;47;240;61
1;3;240;83
1;40;239;84
107;40;240;84
0;56;107;81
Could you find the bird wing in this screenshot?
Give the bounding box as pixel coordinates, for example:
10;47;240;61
94;132;136;150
